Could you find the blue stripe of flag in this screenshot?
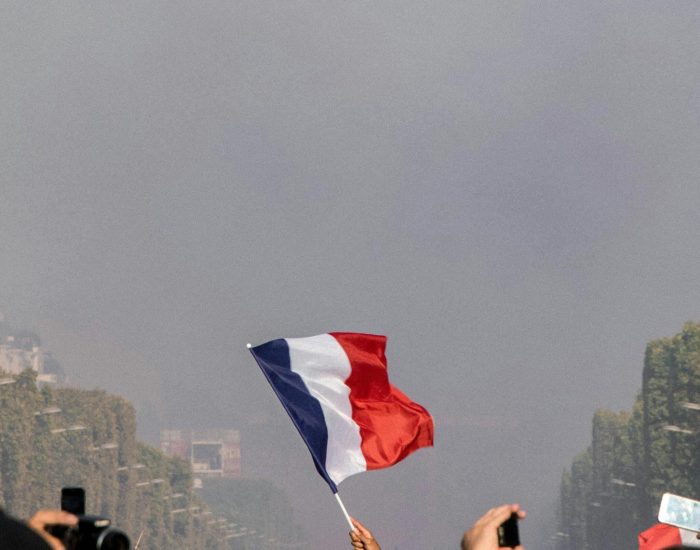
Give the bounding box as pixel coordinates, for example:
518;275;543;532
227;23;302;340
249;338;336;491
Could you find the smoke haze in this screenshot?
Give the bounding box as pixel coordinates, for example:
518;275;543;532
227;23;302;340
2;2;700;547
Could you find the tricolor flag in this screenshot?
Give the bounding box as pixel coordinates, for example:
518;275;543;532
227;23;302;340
638;523;700;549
248;332;434;492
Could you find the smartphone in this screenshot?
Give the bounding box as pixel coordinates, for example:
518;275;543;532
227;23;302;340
658;493;700;533
497;512;520;548
60;487;85;515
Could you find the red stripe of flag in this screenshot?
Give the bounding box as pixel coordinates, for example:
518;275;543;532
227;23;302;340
331;332;434;469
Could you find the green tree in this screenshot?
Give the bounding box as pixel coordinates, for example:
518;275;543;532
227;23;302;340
0;371;227;549
642;322;700;518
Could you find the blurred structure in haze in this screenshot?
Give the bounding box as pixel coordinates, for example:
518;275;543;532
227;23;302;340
0;312;65;384
161;429;241;480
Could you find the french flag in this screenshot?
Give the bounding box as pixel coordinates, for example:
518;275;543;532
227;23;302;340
248;332;434;492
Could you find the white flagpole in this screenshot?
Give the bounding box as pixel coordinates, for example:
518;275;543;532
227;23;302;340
334;492;355;531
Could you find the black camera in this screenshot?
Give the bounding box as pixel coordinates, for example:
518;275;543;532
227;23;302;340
46;487;131;550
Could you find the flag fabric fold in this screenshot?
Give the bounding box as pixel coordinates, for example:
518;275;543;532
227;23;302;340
249;332;434;492
639;523;700;549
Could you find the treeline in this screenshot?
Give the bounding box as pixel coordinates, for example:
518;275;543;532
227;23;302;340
200;478;307;548
0;370;300;549
557;322;700;550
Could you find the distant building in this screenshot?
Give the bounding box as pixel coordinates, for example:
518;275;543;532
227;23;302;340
160;429;241;478
0;332;64;384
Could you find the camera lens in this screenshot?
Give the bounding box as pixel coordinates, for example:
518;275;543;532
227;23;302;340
96;528;131;550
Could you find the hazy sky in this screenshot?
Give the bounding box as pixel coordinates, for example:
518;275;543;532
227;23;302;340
2;2;700;547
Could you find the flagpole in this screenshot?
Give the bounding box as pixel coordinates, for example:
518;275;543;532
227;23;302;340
334;492;355;531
